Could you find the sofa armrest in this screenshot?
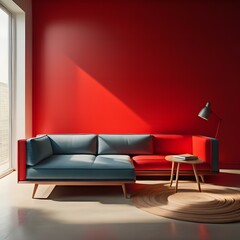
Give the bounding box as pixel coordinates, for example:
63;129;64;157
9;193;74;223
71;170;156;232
192;135;219;172
18;139;27;181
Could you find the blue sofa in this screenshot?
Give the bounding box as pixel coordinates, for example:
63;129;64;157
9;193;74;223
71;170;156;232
20;134;154;198
18;134;218;198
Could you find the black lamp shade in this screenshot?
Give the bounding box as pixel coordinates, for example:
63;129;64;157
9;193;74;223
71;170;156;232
198;102;211;120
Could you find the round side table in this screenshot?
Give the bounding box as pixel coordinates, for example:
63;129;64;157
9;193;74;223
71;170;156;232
165;155;203;192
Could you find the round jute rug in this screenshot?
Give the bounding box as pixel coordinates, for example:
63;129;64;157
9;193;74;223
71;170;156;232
132;183;240;223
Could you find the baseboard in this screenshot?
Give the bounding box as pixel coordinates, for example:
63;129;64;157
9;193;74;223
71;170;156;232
219;163;240;169
0;168;15;179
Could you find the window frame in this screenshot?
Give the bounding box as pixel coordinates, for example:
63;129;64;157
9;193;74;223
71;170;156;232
0;3;14;176
0;0;27;179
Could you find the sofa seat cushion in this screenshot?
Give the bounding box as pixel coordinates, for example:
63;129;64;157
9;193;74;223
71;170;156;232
26;154;135;181
132;155;172;170
30;154;96;169
132;155;212;171
92;155;135;180
94;155;134;168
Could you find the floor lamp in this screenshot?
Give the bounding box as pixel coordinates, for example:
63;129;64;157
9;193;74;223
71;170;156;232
198;102;222;139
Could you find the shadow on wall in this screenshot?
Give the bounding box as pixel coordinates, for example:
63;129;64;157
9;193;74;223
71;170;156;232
34;1;228;134
33;0;240;168
69;60;151;133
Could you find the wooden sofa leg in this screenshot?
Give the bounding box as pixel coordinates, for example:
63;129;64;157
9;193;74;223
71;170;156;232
32;184;39;199
121;184;127;198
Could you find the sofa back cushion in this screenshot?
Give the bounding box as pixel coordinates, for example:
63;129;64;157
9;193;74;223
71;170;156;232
27;135;53;166
153;134;192;154
98;134;153;155
47;134;97;154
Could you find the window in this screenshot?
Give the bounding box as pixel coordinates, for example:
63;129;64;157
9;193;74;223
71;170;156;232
0;5;12;176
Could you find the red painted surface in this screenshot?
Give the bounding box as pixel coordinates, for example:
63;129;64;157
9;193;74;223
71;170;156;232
192;136;212;165
132;155;211;171
133;135;212;171
18;140;26;181
153;135;192;155
32;0;240;169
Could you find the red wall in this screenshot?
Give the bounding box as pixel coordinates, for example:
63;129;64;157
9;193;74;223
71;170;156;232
32;0;240;169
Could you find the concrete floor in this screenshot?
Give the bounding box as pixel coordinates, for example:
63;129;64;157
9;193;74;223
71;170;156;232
0;171;240;240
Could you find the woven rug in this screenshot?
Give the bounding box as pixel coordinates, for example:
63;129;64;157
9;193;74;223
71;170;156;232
132;182;240;223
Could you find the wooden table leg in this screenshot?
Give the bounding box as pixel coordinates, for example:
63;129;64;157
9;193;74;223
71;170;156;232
122;184;128;198
199;174;205;183
175;163;180;193
192;164;201;192
32;184;39;199
170;161;175;187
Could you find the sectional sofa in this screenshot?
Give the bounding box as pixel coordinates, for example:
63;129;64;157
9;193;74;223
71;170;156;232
18;134;218;198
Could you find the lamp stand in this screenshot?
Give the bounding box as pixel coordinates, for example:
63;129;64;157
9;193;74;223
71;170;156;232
212;112;222;139
215;118;222;139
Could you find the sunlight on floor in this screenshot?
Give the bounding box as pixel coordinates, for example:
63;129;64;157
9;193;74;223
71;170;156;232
0;171;239;240
220;169;240;174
